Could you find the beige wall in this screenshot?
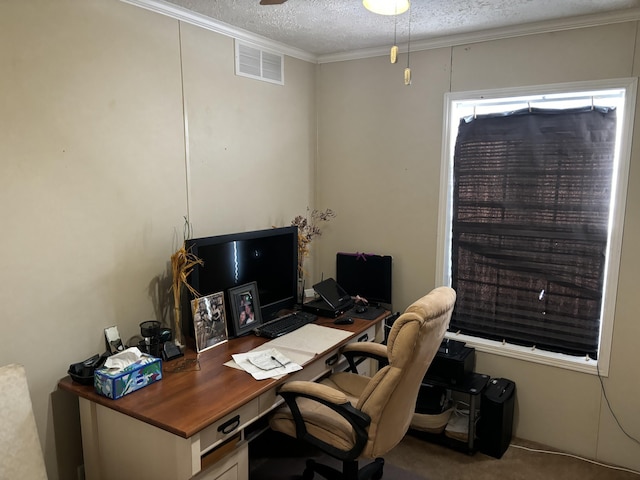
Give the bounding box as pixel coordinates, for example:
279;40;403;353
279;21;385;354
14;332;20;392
2;0;639;477
0;1;315;479
180;24;316;237
316;22;640;471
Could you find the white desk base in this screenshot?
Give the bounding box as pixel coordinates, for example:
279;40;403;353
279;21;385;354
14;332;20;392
78;324;379;480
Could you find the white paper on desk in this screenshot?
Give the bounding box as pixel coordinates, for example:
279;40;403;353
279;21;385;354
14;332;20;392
225;346;313;376
267;324;352;355
225;324;352;378
232;348;302;381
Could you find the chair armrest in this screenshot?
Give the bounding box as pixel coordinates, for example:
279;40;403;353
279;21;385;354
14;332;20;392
277;380;371;460
340;342;389;372
279;381;349;405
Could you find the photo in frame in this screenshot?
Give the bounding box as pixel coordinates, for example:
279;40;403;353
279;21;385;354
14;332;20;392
191;292;228;353
228;282;263;336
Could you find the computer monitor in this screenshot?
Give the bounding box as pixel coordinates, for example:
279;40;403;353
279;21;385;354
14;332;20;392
185;226;298;324
336;252;393;305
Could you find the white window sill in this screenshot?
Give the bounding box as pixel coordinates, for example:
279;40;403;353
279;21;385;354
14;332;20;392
444;332;605;377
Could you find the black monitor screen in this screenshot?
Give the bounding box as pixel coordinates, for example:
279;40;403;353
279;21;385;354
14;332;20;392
186;226;298;322
336;253;392;305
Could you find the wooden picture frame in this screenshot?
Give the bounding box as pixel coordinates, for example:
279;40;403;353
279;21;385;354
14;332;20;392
191;292;228;353
228;282;262;336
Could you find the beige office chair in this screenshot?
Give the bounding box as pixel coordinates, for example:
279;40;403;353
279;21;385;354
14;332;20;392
0;363;48;480
269;286;456;480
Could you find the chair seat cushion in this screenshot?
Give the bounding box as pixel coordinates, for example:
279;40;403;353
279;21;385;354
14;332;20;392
269;374;369;452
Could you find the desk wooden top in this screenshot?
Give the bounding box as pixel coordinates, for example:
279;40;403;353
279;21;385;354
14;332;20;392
58;314;387;439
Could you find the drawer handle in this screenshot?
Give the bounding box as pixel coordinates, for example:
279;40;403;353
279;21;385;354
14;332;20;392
217;415;240;434
326;354;338;366
358;333;369;342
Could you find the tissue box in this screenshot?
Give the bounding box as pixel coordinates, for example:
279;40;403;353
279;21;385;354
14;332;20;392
94;354;162;399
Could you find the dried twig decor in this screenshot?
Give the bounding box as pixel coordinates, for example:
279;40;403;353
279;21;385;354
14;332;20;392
290;207;336;277
170;218;203;346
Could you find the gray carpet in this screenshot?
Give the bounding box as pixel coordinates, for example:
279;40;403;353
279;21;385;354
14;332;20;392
249;430;427;480
385;434;640;480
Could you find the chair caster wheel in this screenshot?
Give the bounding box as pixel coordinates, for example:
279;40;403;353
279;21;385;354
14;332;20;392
372;458;384;480
303;459;316;480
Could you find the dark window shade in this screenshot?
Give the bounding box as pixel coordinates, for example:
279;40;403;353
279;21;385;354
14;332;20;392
450;107;617;359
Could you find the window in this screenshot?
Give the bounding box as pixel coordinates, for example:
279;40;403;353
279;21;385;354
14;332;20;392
436;79;637;375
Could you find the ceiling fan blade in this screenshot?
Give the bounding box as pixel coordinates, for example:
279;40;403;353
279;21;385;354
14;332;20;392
260;0;287;4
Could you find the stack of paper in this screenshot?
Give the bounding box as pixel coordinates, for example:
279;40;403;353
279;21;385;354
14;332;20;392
232;348;302;380
226;324;353;380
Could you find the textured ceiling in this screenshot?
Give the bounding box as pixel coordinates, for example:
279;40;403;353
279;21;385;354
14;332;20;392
162;0;640;56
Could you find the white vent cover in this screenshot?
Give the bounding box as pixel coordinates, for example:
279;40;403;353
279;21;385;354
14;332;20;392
235;41;284;85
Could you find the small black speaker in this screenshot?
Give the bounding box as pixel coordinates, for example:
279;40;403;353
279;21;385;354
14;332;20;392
478;378;516;458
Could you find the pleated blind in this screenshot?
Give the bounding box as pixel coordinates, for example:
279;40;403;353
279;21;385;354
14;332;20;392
450;107;617;359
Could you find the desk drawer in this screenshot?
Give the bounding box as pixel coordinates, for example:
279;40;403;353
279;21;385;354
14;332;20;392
193;440;248;480
259;324;379;413
325;324;377;365
198;399;259;456
258;353;334;414
329;324;378;376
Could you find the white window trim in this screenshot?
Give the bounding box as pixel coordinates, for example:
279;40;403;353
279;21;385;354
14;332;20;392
436;78;638;377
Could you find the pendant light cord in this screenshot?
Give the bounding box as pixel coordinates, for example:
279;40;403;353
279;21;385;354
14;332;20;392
390;1;400;64
393;8;397;45
407;3;411;68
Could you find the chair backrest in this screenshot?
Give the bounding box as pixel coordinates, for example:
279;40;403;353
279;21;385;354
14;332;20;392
0;363;48;480
356;286;456;458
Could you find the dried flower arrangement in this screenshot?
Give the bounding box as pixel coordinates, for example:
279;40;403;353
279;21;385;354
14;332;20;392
170;219;203;346
291;207;336;277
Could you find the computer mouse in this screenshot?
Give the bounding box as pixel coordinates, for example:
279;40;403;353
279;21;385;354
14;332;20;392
355;305;368;314
334;317;354;325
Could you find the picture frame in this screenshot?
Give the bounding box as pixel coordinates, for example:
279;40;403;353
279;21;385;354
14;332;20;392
228;282;263;336
191;292;228;353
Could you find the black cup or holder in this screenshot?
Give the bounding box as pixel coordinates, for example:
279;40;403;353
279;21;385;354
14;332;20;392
140;320;161;338
139;320;162;357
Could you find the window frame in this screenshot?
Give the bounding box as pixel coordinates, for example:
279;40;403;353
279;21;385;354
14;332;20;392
436;78;637;376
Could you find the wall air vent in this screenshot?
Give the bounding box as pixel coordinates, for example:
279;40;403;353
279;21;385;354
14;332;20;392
235;41;284;85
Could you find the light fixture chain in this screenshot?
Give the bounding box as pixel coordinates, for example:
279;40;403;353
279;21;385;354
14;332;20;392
404;1;412;85
407;2;411;68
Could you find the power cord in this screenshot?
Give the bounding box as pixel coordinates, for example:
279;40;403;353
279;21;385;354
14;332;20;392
509;443;640;476
596;362;640;447
507;363;640;476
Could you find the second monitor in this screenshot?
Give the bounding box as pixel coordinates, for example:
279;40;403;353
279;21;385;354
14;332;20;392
336;252;392;306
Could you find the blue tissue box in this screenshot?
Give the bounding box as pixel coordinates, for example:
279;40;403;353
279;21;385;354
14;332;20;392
94;354;162;399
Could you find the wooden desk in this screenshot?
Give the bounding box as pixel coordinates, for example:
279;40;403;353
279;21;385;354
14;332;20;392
58;314;387;480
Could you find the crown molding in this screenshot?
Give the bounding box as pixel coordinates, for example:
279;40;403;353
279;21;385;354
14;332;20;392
121;0;640;65
120;0;317;63
317;7;640;63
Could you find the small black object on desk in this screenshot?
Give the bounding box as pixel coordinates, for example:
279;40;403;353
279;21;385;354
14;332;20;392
334;316;354;325
162;342;184;361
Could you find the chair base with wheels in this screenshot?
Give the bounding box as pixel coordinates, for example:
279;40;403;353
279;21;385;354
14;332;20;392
302;457;384;480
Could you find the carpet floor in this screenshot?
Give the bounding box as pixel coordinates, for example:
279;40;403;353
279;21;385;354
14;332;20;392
386;433;640;480
250;429;640;480
249;430;427;480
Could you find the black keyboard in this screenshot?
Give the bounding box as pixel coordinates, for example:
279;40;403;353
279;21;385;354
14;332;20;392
253;311;318;338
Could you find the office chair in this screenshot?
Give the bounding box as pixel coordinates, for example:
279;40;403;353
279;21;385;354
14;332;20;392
269;286;456;480
0;363;48;480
